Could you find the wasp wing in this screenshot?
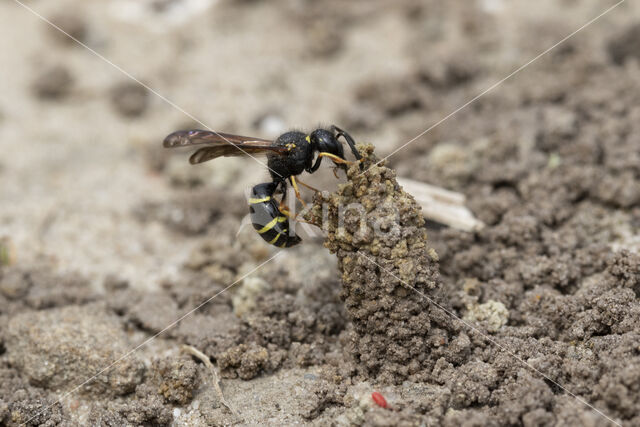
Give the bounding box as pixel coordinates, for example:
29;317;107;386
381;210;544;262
163;129;273;147
163;130;287;164
188;143;288;164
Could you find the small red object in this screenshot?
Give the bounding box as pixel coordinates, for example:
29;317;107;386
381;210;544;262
371;391;388;408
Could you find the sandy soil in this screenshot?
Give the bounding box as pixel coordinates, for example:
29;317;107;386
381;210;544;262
1;0;640;425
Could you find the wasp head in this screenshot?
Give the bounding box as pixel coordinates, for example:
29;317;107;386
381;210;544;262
309;129;345;160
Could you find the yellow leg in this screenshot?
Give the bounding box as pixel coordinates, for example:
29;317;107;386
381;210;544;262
279;200;291;215
278;202;317;226
290;176;307;208
317;152;353;165
295;178;319;193
317;152;365;166
278;202;299;219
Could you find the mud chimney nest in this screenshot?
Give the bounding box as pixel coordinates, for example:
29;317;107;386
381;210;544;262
306;144;458;384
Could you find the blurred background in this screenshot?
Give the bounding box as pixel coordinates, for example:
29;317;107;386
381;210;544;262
3;1;640;424
0;0;637;289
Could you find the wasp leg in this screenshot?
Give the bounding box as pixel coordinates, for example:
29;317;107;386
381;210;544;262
300;217;321;226
317;152;354;165
278;202;317;226
278;202;291;216
278;178;319;226
278;197;299;219
317;152;365;174
277;181;293;216
289;176;308;208
295;177;320;193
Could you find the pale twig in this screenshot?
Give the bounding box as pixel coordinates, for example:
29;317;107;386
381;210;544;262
181;345;240;420
397;177;484;232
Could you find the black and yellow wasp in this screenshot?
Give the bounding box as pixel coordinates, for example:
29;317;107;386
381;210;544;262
163;125;361;248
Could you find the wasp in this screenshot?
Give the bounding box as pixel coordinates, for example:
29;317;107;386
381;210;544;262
163;125;361;248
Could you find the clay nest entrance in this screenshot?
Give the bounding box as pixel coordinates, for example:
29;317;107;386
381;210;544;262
306;144;463;384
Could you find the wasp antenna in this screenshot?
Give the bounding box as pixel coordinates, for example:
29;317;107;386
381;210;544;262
332;125;362;165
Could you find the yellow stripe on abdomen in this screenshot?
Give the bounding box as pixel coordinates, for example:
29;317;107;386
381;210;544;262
268;233;281;244
257;217;278;234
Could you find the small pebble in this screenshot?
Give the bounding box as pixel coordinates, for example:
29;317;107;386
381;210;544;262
608;23;640;65
110;81;149;118
252;112;286;136
32;65;74;100
48;13;88;45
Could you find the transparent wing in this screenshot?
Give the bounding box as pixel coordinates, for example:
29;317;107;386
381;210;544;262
162;130;287;164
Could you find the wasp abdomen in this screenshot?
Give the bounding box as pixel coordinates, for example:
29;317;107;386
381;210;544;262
249;183;301;248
